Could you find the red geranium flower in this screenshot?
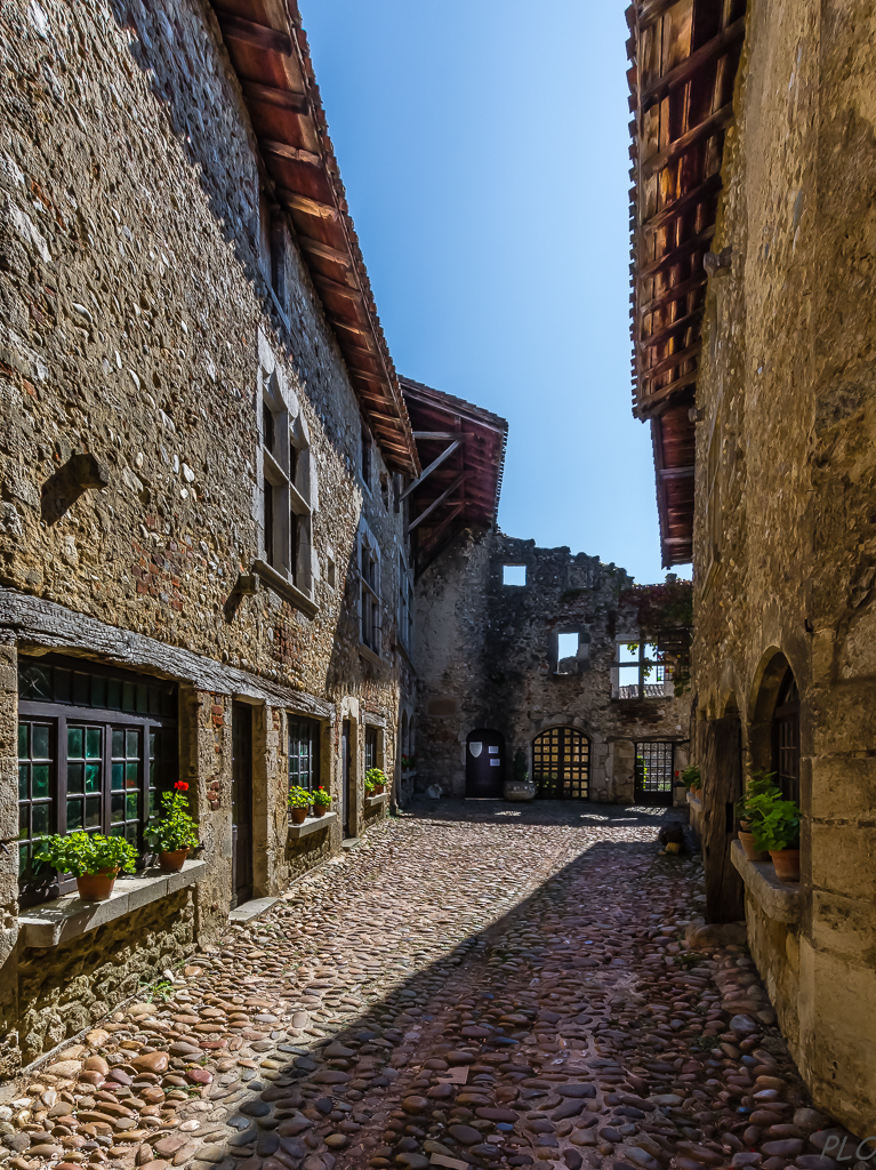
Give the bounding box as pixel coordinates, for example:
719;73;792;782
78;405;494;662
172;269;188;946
175;781;189;791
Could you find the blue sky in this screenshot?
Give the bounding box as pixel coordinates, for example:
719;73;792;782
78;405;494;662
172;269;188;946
299;1;679;584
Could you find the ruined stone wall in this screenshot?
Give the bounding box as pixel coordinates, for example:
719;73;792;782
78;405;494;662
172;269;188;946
691;0;876;1135
0;0;403;1074
415;530;690;799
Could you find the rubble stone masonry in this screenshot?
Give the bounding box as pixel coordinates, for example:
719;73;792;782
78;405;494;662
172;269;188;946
0;0;408;1076
692;0;876;1135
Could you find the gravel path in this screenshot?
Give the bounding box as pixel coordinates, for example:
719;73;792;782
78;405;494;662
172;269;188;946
0;802;852;1170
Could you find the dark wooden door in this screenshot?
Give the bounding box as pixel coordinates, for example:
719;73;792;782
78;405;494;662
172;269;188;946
342;718;354;837
466;729;505;797
231;702;253;907
703;715;744;922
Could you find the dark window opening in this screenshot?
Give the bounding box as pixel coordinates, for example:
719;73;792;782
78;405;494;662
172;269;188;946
772;669;800;804
365;726;378;772
288;716;320;793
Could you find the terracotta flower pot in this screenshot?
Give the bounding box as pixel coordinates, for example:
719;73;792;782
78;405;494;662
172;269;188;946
770;848;800;882
373;784;385;795
159;848;189;872
312;805;328;817
738;829;769;862
76;870;119;901
290;807;308;825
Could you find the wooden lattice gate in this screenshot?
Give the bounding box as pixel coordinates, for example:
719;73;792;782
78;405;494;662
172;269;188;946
532;728;589;799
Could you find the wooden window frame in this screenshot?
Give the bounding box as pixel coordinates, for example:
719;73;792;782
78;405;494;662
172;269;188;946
287;715;321;793
17;657;177;907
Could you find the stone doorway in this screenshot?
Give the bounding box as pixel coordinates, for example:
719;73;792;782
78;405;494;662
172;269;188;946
465;729;505;797
231;701;254;907
532;727;590;799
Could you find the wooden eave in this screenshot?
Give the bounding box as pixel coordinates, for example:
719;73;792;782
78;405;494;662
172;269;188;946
210;0;419;476
400;378;508;573
627;0;746;565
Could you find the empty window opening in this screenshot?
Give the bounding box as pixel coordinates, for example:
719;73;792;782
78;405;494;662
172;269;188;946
503;564;527;587
616;640;670;700
555;632;580;675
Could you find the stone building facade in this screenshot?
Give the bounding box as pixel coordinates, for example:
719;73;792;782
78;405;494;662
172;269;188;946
628;0;876;1136
0;0;416;1076
415;529;691;803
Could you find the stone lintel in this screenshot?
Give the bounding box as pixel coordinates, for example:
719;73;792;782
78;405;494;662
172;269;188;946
18;860;206;948
730;840;802;925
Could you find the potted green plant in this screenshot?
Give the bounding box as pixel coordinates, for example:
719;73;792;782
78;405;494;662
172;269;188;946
144;781;199;871
735;770;780;860
34;832;138;901
311;785;331;816
288;784;312;825
364;767;387;796
678;765;701;799
504;748;536;802
749;790;801;881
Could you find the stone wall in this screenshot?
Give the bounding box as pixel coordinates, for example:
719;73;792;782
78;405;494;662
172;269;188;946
415;530;690;800
17;889;195;1065
0;0;403;1074
691;0;876;1135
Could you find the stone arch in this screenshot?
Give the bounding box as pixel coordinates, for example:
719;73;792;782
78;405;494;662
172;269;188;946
749;648;799;782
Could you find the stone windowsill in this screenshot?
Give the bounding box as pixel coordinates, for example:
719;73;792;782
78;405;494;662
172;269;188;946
730;839;801;926
18;859;206;948
358;643;382;668
366;792;388;808
288;810;336;839
252;558;318;618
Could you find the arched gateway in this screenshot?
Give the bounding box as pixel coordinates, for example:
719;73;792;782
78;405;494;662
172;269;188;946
532;727;590;799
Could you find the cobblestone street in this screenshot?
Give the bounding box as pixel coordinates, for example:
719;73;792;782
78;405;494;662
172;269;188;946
0;805;848;1170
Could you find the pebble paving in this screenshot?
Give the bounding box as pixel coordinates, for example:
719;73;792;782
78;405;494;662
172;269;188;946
0;801;856;1170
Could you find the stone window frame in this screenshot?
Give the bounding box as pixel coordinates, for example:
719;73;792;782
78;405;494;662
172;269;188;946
613;637;671;700
358;521;382;657
502;563;527;587
253;332;318;617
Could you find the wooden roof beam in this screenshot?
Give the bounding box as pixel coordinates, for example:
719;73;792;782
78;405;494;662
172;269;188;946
639;272;707;317
642;307;702;349
642;341;700;381
408;473;466;532
641;174;723;234
401;440;463;500
639;226;714;280
641;18;746;112
642;104;735;179
215;11;293;55
278;188;339;221
636;369;699;418
241;80;309;114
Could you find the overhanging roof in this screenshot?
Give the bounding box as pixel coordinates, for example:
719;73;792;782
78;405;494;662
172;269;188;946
627;0;746;565
401;378;508;572
209;0;419;476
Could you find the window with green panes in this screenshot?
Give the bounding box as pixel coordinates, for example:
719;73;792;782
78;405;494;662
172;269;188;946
17;654;177;904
